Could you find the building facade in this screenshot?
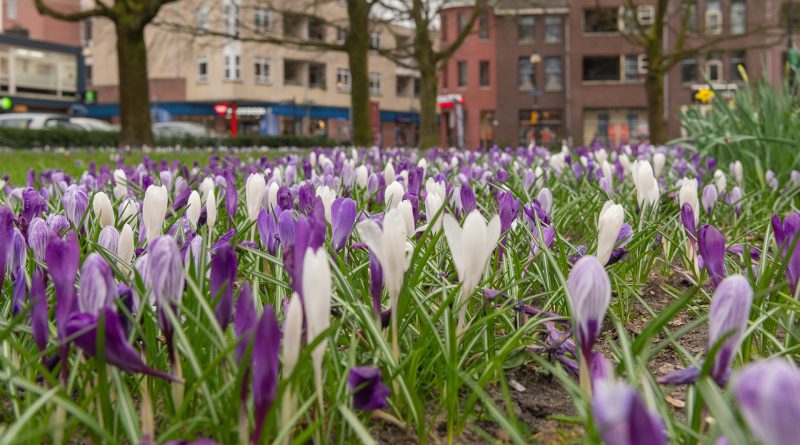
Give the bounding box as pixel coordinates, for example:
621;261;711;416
440;0;786;149
84;0;422;146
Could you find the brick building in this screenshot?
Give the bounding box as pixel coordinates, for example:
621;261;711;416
439;0;786;149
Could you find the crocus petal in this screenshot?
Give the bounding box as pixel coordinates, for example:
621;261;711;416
348;366;391;411
252;305;281;444
733;358;800;445
210;242;237;331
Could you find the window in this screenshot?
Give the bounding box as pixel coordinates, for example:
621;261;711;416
396;75;411;96
336;27;347;43
479;61;490;87
308;18;325;41
518;16;535;42
337;68;351;92
369;31;381;49
457;61;467;87
223;53;240;81
637;5;655;25
518;57;535;90
413;78;420;97
309;63;326;89
196;5;208;31
369;72;381;95
254;58;270;84
706;52;723;82
479;13;489;40
705;0;722;35
85;63;92;85
682;0;698;33
730;0;746;35
681;58;698;83
254;9;270;34
441;15;448;42
284;60;303;85
224;3;239;36
6;0;16;20
584;8;619;33
442;64;448;89
624;55;643;81
283;14;304;39
457;12;467;32
583;56;620;81
81;19;93;46
544;16;562;43
544;57;563;91
197;57;208;83
730;50;746;81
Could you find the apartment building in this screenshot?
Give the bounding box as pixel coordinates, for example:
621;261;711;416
440;0;786;149
84;0;421;145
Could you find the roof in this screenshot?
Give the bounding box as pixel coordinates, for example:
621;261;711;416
494;0;568;14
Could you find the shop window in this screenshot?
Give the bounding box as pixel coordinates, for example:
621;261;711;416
583;56;620;81
583;108;648;146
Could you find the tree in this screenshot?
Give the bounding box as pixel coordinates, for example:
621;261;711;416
35;0;180;146
378;0;486;149
157;0;381;146
619;0;781;144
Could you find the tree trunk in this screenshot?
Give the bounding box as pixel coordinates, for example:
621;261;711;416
645;71;668;144
417;59;439;149
116;23;154;146
346;0;373;147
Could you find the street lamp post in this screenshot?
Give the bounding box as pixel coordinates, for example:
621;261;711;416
529;54;542;105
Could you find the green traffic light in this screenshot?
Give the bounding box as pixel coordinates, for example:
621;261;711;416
0;97;12;111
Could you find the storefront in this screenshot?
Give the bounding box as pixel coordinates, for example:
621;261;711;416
437;93;465;149
517;109;563;147
582;108;649;147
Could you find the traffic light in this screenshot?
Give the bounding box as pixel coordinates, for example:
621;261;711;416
530;111;538;125
0;96;13;111
83;90;97;104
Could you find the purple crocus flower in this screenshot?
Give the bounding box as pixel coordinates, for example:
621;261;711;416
45;231;80;338
30;268;49;351
225;174;238;222
347;366;391;411
65;307;177;381
369;251;383;318
78;253;117;316
592;380;667;445
680;202;697;241
146;236;184;357
210;242;237;331
9;227;26;275
98;226;120;254
287;214;325;297
567;255;611;361
234;284;256;362
0;206;15;289
498;190;520;235
47;214;70;236
331;197;357;251
62;184;89;228
659;275;753;386
297;183;316;215
733;358;800;445
459;182;477;214
772;213;800;295
257;208;280;255
277;210;296;246
252;305;281;445
728;186;743;216
164;440;221;445
21;187;46;222
531;225;556;255
698;224;726;286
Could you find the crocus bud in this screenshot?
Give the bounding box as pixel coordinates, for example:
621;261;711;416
210;242;237;331
652;152;665;178
113;169;128;200
714;169;727;193
426;178;446;201
679;178;700;225
199;177;215;203
78;253;117;315
425;192;444;233
729;186;743;216
146;236;184;311
316;185;336;223
92;191;115;228
331;197;357;251
46;231;80;338
459;182;477;214
283;293;304;376
766;170;778;191
592;379;667;445
567;255;611;359
186;191;202;228
118;223;135;268
118;198;139;227
397;199;415;236
384;161;395;184
734;359;800;445
348;366;391;411
443;210;502;329
702;184;718;215
62;185;88;228
27;217;52;262
709;275;753;384
302;247;332;409
631;161;659;209
355;165;369;188
143;185;168;244
267;181;280;211
596;201;625;265
99;226;120;254
251;304;280;444
537;188;553;214
384;181;404;209
698;224;726;286
731;160;743;185
206;187;217;230
357;209;411;308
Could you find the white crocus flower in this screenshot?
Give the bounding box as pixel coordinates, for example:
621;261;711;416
117;223;135;271
714;169;727;194
92;191;115;228
425;192;444;233
443;210;501;331
206;187;217;230
199;177;215;203
355;165;369;188
679;177;700;225
113;169;128;200
281;292;304;431
315;185;336;223
246;173;266;221
596;201;625;265
426;178;446;201
631;161;660;209
302;247;332;410
143;185;168;244
652;153;666;178
385;181;405;209
384;161;395;184
186;191;202;228
397;199;415;235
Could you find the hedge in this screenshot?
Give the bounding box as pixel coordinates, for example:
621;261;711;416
0;128;342;149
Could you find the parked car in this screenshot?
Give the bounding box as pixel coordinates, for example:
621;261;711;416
0;113;82;130
153;121;217;138
69;117;115;132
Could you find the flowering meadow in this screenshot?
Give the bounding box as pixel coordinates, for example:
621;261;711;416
0;145;799;444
